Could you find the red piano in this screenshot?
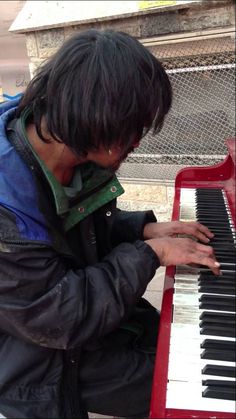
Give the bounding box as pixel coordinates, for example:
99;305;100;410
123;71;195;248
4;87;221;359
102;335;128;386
150;139;236;419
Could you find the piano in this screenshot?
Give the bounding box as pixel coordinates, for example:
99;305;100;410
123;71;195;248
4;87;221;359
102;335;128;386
150;139;236;419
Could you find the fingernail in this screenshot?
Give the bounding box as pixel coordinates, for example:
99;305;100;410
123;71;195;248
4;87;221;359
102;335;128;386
214;262;220;267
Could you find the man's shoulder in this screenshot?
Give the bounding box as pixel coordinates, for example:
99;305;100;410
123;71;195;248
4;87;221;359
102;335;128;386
0;97;22;117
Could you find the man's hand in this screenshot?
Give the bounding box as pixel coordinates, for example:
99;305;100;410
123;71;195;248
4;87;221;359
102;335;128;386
146;237;220;276
143;221;214;244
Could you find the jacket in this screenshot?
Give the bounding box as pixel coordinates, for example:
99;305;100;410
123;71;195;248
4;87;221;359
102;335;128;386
0;99;160;418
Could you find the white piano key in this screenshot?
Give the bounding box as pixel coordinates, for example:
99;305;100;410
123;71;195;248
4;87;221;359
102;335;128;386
168;360;236;383
173;293;235;310
169;342;235;359
168;351;235;368
174;287;234;297
172;308;235;324
173;293;199;306
166;381;236;413
170;324;236;341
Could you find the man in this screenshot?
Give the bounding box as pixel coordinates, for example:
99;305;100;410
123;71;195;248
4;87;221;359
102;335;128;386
0;29;219;418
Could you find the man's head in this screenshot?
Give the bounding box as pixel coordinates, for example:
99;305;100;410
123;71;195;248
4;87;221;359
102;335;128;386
17;29;172;165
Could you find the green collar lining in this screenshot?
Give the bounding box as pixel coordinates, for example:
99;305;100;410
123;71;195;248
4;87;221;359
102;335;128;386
19;110;124;227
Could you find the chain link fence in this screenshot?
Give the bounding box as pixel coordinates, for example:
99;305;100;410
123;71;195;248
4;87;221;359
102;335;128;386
117;34;235;181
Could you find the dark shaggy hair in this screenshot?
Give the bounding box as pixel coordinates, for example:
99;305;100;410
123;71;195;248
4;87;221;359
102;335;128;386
17;29;172;155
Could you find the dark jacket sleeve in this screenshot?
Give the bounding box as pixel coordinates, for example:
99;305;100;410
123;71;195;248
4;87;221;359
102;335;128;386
0;240;159;350
111;209;157;245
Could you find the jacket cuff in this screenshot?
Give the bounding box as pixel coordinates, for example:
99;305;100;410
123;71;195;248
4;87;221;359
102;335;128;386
134;239;160;271
140;210;157;240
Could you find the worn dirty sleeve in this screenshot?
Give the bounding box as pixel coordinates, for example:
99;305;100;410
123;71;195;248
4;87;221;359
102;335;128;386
0;240;160;350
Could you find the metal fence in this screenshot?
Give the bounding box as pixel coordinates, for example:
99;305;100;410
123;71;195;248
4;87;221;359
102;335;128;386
117;34;235;181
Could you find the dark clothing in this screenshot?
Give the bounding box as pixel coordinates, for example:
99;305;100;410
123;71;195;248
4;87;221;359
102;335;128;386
0;100;160;418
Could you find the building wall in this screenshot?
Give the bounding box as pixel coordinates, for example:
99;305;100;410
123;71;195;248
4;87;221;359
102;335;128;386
9;0;235;220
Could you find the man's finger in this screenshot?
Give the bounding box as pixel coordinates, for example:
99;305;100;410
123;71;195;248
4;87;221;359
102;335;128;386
197;223;214;238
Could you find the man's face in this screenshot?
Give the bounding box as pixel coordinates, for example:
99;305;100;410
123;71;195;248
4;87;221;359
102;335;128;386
85;142;140;172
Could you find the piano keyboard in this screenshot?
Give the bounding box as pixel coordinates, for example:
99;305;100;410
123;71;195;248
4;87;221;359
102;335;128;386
166;188;236;413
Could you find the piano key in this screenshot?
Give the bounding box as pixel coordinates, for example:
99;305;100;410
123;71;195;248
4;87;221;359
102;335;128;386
169;343;235;362
174;281;236;294
175;265;235;276
170;323;236;341
168;362;236;389
173;293;235;311
173;312;234;325
200;313;236;324
212;254;236;261
199;294;236;304
200;271;236;281
169;336;235;355
201;349;235;362
199;285;236;295
202;379;236;388
199;295;236;312
166;381;235;412
197;215;232;221
168;358;236;382
202;364;236;378
201;338;236;351
202;385;235;401
172;308;235;325
200;325;235;338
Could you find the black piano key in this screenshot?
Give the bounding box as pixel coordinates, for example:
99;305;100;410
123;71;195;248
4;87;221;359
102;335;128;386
201;267;236;274
196;196;225;200
209;238;235;245
209;238;235;244
203;379;236;388
212;255;236;263
200;313;236;325
214;248;236;254
200;325;235;338
201;338;236;351
210;230;235;235
199;277;236;284
209;243;235;250
199;280;236;287
199;302;235;312
197;209;228;213
202;364;236;378
199;300;235;311
210;235;235;241
199;294;236;306
211;237;235;243
202;386;235;401
199;294;236;302
200;272;236;280
199;285;236;295
197;191;225;195
201;348;235;362
197;211;230;217
198;219;231;225
198;222;233;228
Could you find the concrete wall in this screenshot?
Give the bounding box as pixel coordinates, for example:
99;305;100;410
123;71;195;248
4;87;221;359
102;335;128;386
10;0;235;76
117;181;175;221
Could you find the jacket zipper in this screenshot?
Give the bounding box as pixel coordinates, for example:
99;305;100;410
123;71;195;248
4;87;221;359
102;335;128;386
64;352;89;419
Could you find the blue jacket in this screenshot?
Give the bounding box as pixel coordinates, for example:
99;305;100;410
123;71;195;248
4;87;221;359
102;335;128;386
0;99;159;418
